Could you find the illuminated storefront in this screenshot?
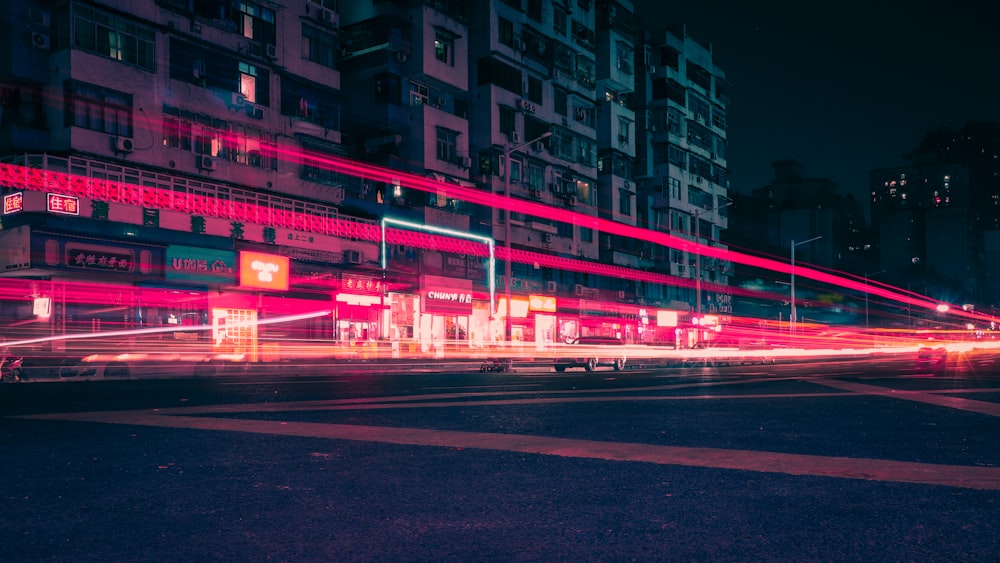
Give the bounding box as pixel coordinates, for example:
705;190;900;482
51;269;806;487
335;274;385;344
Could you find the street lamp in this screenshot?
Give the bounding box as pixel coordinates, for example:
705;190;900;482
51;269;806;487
503;131;552;344
790;235;821;336
864;269;886;329
693;199;733;315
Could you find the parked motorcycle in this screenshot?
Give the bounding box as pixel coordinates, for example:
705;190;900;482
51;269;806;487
480;358;510;373
1;356;24;383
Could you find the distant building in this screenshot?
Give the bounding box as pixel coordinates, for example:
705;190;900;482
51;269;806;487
730;159;869;273
870;122;1000;305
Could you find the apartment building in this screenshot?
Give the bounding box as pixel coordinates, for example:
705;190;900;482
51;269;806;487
634;24;732;321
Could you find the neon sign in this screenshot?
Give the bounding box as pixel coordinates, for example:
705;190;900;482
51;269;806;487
239;251;289;290
47;193;79;215
3;192;23;214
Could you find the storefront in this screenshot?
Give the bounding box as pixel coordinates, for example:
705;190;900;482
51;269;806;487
419;274;474;356
334;273;385;345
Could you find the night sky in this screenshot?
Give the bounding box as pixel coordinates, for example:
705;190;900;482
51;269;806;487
634;1;1000;204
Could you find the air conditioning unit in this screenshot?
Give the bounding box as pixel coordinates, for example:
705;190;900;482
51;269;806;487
460;156;471;168
246;105;265;120
509;131;520;143
618;290;626;299
514;38;527;52
395;51;408;63
551;69;561;79
530;188;542;199
197;155;215;170
575;284;585;296
543;233;553;243
115;137;135;153
30;31;50;50
265;44;277;59
546;281;557;292
320;8;338;27
549;183;561;194
231;92;246;108
568;195;578;206
344;250;363;264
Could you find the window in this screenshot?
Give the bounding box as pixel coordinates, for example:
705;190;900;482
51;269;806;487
689;94;710;124
434;29;454;65
619;188;632;218
170;39;269;105
615;41;632;74
303;24;336;69
526;0;542;21
498;17;514;48
477;57;522;94
580;227;593;243
374;74;401;104
526;76;543;104
553;9;567;36
73;4;156;72
410;81;429;106
162;105;276;169
300;136;348;186
65;80;132;137
238;62;268;105
499;105;515;135
281;76;340;130
238;1;276;45
435;127;458;164
578;138;595;166
618;117;630;144
554;88;568;116
526;163;544;190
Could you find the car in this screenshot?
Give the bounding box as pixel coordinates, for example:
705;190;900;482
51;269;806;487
554;336;627;372
916;345;948;373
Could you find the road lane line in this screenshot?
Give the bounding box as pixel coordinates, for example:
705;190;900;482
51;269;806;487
813;379;1000;417
22;409;1000;491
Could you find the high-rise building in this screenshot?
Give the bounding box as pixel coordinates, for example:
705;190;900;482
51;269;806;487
870;122;1000;305
634;24;732;318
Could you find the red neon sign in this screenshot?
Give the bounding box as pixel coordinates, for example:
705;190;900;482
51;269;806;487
3;192;23;214
47;193;80;216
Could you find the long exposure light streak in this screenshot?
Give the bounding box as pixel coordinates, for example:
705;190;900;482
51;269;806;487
0;153;987;326
2;309;332;348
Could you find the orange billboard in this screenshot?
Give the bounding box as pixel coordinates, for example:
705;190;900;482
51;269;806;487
239;251;289;291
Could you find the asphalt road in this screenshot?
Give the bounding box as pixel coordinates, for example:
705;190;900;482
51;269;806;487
3;355;1000;561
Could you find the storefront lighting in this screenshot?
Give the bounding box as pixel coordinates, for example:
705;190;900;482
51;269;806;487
381;216;496;317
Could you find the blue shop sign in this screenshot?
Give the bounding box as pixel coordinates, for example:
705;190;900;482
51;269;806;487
165;245;237;285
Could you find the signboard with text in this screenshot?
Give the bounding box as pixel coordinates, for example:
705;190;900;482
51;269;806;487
47;193;80;216
3;192;23;214
31;232;162;277
165;245;237;285
239;251;289;291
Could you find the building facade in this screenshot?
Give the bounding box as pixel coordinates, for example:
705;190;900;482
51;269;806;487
0;0;734;357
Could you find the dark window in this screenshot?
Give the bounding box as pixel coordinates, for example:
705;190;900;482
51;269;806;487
73;4;156;72
64;80;132;136
527;76;543;104
477;57;522;94
374;74;401;104
498;17;514;47
303;24;336;69
280;76;340;130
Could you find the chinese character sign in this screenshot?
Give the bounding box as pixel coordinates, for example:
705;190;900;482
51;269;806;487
47;193;80;216
3;192;23;214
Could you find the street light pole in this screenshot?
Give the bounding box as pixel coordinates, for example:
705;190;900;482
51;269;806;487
790;235;821;337
864;269;886;329
694;199;732;316
503;131;552;345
